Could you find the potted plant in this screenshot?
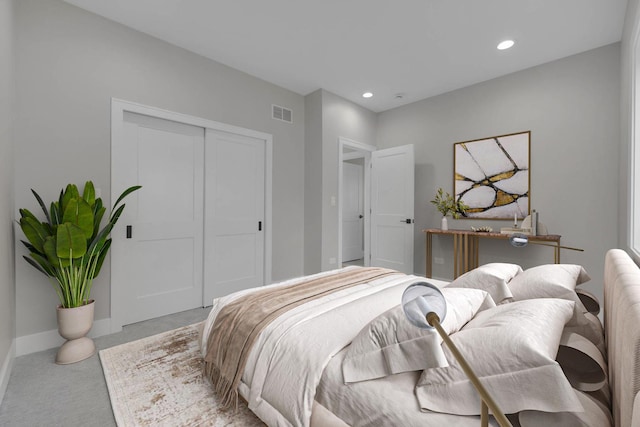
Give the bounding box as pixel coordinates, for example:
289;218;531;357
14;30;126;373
18;180;140;364
430;187;468;230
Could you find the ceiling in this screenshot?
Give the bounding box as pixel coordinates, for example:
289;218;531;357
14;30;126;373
63;0;629;112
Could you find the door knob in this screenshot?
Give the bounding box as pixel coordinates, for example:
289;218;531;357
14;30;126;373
400;218;414;224
359;215;363;219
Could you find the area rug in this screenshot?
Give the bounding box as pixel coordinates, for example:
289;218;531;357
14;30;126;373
99;323;265;426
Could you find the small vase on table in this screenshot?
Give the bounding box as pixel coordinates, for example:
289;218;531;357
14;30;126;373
441;216;448;231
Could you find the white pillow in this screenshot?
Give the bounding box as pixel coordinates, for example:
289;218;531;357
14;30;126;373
447;263;522;304
507;264;590;312
416;298;583;415
519;389;612;427
342;288;495;383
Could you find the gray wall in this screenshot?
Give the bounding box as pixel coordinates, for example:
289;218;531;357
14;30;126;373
304;89;378;274
377;43;621;303
304;90;323;274
14;0;305;337
621;0;639;260
0;0;15;395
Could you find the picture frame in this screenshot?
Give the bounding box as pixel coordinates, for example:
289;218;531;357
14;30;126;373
453;131;530;220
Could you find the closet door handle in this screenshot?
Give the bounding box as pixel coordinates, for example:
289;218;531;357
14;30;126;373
258;221;262;231
126;225;132;239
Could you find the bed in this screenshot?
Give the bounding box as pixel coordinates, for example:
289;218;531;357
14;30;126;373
199;249;640;426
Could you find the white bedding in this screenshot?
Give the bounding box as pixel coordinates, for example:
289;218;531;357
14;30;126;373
200;265;609;427
316;346;503;426
201;267;440;426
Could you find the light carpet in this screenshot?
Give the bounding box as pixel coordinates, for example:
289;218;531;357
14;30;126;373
99;323;265;426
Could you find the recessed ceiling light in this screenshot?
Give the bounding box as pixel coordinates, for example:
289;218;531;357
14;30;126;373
497;40;515;50
362;92;373;98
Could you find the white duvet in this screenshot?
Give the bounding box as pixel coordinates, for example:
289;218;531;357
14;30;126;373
200;267;433;427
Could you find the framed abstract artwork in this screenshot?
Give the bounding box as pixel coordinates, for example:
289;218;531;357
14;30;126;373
453;131;530;220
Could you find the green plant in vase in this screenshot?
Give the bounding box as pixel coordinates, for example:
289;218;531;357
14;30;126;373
18;181;141;308
430;188;468;230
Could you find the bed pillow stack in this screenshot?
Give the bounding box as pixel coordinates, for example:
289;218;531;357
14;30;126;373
342;287;495;383
442;262;609;424
415;298;582;415
341;262;611;425
506;264;605;353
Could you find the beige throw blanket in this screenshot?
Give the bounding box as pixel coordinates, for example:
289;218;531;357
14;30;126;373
203;267;397;408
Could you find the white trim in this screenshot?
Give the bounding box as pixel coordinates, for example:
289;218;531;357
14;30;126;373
15;318;113;357
111;98;272;142
110;98;273;332
337;137;376;267
630;13;640;258
0;340;15;405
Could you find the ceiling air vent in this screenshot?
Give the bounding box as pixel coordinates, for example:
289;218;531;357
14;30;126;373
272;104;293;124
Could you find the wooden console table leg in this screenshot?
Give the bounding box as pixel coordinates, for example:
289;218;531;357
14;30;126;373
426;232;433;278
453;234;459;278
463;233;469;274
470;235;479;270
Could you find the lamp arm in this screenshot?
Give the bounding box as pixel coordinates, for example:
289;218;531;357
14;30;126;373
426;312;513;427
527;241;584;252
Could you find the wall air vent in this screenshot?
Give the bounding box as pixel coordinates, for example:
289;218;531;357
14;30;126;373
272;104;293;124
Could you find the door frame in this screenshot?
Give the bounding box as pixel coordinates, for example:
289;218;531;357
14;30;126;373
110;98;272;332
338;137;376;267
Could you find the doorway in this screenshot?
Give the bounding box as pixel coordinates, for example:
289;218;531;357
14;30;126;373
342;157;365;265
338;138;415;274
338;138;374;268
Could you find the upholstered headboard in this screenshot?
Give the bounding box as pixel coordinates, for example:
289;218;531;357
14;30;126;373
604;249;640;427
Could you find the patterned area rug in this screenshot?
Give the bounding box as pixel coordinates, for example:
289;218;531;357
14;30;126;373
99;323;265;426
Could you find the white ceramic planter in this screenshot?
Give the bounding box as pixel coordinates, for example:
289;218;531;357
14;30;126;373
441;217;448;231
56;300;96;364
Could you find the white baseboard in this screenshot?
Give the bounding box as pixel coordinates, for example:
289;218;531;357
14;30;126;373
0;340;15;405
15;318;113;357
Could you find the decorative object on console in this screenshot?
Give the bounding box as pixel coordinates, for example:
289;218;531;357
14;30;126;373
471;226;493;233
500;226;532;235
501;210;545;235
18;180;141;364
430;187;468;230
401;282;513;427
453;131;530;220
513;209;545;235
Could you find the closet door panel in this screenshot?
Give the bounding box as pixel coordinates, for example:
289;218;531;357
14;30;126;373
204;129;265;304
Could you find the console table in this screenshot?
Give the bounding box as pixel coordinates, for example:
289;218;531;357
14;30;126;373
424;229;562;279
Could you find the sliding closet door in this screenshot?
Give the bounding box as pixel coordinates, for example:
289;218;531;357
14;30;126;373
112;112;204;326
204;129;265;304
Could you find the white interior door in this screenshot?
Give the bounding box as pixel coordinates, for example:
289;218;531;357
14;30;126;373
370;144;415;273
204;129;265;304
112;112;204;325
342;161;364;262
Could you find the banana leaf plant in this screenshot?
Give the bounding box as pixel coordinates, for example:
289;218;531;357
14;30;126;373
19;181;141;308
